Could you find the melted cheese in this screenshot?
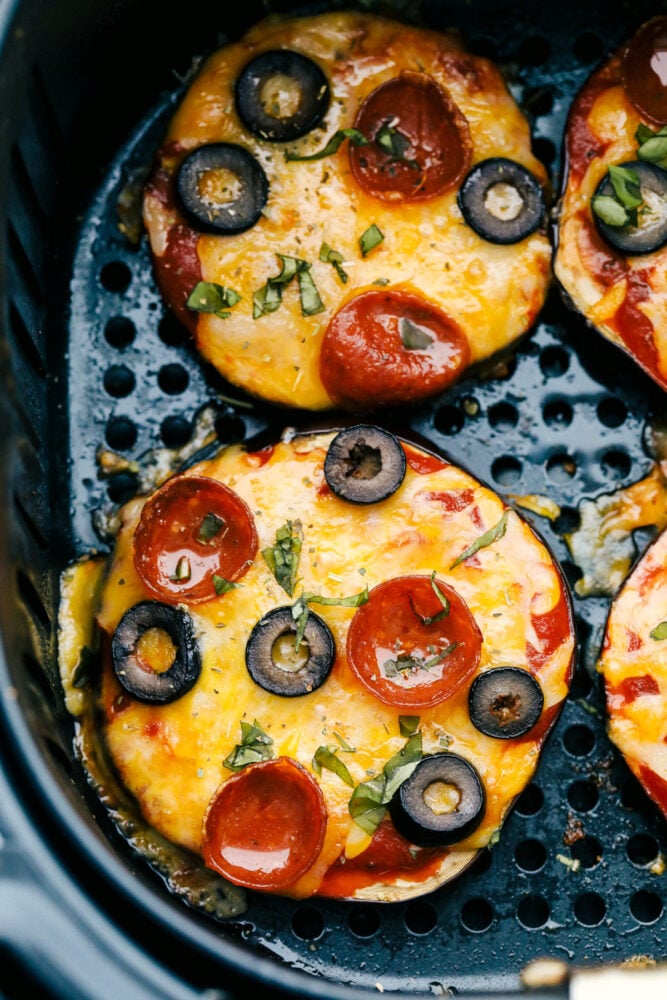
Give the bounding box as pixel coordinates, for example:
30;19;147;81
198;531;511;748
94;432;574;900
143;11;550;409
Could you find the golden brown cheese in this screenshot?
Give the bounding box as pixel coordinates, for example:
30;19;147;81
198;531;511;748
143;11;550;410
95;431;574;901
598;527;667;816
554;19;667;391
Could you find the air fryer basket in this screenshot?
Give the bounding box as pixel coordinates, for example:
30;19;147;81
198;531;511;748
1;0;666;996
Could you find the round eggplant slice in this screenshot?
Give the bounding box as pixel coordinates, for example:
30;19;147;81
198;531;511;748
457;158;545;244
176;143;268;234
389;753;485;847
111;601;201;704
245;606;335;696
324;425;407;504
592;160;667;255
235;49;330;141
468;667;544;739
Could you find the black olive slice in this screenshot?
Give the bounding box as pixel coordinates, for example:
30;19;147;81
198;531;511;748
111;601;201;704
235;49;330;142
593;160;667;255
324;425;407;505
245;606;335;696
457;158;545;244
176;143;268;234
389;753;485;847
468;667;544;739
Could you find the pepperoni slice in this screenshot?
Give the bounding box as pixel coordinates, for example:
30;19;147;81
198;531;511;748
346;575;482;709
202;757;327;890
622;16;667;125
349;71;472;201
133;475;257;604
319;290;470;408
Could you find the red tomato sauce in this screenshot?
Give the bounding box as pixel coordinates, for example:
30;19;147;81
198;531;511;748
526;586;573;675
565;59;621;183
575;213;627;288
607;674;659;709
512;700;563;747
608;270;663;389
403;445;449;476
638;763;667;816
423;488;475;511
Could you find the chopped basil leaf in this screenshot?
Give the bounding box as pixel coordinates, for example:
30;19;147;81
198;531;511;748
253;255;323;318
399;715;420;737
608;164;643;210
334;731;356;752
291;586;369;650
213;574;240;595
186;281;241;319
591;194;630;228
383;642;457;677
297;263;325;316
349;727;423;834
375;122;410;159
262;520;302;597
284;127;369;162
650;621;667;641
410;571;450;625
636;123;660;145
360;223;384;257
312;746;354;786
319;242;348;284
197;511;224;543
450;509;510;569
223;718;274;771
636;123;667;165
399;317;433;350
170;555;191;582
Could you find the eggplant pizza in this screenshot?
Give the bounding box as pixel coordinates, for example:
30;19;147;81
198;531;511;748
86;426;575;901
599;527;667;818
555;16;667;392
143;10;551;411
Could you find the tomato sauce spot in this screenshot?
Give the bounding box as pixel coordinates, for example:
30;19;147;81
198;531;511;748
608;271;663;389
607;674;659;709
424;488;475;511
403;445;449;476
527;586;573;674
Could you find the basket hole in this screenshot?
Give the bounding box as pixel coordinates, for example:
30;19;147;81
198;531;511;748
546;452;577;482
104;365;135;398
517;895;550;930
524;86;554;117
569;666;592;699
553;505;580;536
567;780;599;813
630;890;663;924
16;569;50;629
515;783;544;817
561;559;583;590
543;399;572;428
460;897;493;933
600;449;631;481
159;313;189;347
532;137;556;169
404;900;438;935
160;416;192;448
515;838;547;873
540;346;569;378
469;849;492;876
571;836;603;870
622;774;649;811
563;723;595;757
627;834;660;867
216;413;246;444
104;316;136;349
106;472;139;504
467;36;497;59
574;892;606;926
291;905;324;941
518;36;551;66
105;417;137;451
347;906;381;938
597;397;627;428
573;31;604;64
158;363;189;395
488;402;518;430
434;404;463;436
100;261;132;293
491;455;522;486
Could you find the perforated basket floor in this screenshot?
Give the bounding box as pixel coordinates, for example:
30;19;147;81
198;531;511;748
64;1;667;995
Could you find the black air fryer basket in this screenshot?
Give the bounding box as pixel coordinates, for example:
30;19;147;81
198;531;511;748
1;0;666;997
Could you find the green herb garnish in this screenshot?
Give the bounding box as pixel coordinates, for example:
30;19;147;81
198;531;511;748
262;520;303;597
197;512;224;543
636;123;667;167
213;575;240;596
223;719;274;771
348;725;423;835
253;255;324;318
171;556;191;582
591;164;643;229
319;242;348;284
399;715;420;737
383;642;457;677
186;281;241;319
360;223;384;257
591;195;630;228
650;621;667;641
410;571;450;625
291;586;370;649
334;731;356;752
312;746;354;787
450;509;510;569
285;127;369;162
399;317;433;350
